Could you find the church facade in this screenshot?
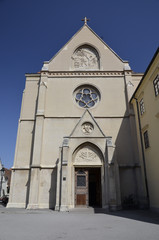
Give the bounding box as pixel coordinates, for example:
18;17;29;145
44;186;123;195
8;21;147;210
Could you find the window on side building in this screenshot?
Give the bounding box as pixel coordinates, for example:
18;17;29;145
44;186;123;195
143;130;150;149
153;75;159;96
139;98;145;115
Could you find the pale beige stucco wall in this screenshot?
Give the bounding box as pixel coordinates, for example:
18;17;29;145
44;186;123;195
48;25;124;72
40;117;136;167
131;52;159;210
45;76;127;117
8;23;144;209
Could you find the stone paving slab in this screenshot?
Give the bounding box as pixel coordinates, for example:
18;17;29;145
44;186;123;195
0;205;159;240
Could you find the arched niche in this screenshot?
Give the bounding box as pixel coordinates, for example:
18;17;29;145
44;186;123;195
73;143;103;166
72;45;100;70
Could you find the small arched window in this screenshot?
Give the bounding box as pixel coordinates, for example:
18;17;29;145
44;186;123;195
72;45;100;70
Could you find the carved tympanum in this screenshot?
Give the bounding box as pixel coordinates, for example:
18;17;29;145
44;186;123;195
72;45;99;70
74;146;102;165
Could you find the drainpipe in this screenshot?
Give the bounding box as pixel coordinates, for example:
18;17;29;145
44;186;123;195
134;97;150;208
59;147;63;211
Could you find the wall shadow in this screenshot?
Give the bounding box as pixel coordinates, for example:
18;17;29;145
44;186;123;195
93;208;159;225
114;108;145;209
49;166;57;210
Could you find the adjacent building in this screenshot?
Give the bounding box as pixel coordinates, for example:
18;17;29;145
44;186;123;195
0;160;11;199
131;48;159;211
8;20;147;210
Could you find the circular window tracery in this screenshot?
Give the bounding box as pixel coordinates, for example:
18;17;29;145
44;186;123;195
74;86;100;108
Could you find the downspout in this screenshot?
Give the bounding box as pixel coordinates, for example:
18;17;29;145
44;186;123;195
134;97;150;208
59;147;63;211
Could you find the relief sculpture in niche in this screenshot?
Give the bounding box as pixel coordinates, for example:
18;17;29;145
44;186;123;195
72;46;99;70
82;122;94;134
74;147;102;165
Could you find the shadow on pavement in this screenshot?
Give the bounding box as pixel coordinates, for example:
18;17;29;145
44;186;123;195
94;208;159;225
1;203;159;225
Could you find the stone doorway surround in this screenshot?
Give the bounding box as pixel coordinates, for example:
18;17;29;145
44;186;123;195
55;140;121;211
55;110;121;211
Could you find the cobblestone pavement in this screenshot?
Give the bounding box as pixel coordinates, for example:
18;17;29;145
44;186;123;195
0;205;159;240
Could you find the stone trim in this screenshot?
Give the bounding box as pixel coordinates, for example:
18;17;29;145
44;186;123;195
69;136;106;139
20;115;132;121
12;165;57;170
19;119;35;122
25;71;133;78
7;203;26;208
30;165;56;169
73;164;102;167
119;164;140;168
41;71;130;77
12;167;30;170
141;124;149;132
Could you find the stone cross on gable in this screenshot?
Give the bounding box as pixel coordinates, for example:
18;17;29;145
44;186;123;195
81;17;90;25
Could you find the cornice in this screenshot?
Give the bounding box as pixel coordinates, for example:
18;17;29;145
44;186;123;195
12;165;57;170
19;115;133;121
40;70;132;77
25;70;134;78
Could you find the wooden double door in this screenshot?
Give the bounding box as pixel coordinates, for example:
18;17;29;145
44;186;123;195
75;168;101;207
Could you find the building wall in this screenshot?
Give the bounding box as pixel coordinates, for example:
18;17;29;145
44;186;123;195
131;50;159;210
7;24;145;209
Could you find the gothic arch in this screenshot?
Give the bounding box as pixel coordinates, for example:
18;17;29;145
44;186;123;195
72;142;104;166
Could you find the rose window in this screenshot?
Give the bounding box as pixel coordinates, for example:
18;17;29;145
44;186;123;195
75;86;100;108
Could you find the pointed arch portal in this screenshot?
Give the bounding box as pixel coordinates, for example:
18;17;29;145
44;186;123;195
73;143;103;207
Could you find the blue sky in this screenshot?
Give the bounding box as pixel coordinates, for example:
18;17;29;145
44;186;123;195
0;0;159;169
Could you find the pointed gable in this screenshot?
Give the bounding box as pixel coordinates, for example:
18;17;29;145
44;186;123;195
70;109;105;138
42;24;129;72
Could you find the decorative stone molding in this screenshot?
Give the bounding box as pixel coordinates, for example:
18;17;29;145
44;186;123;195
127;81;134;87
74;146;102;165
41;62;49;71
29;165;56;169
40;81;47;88
41;71;126;77
141;124;149;132
124;63;131;71
72;45;99;70
63;138;69;147
81;122;94;134
106;137;113;146
11;167;30;170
